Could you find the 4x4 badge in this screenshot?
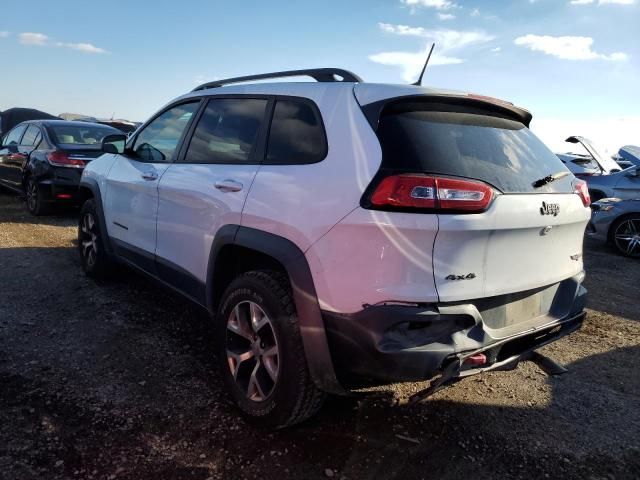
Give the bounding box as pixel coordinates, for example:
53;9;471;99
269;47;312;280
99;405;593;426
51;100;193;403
540;201;560;216
446;273;476;281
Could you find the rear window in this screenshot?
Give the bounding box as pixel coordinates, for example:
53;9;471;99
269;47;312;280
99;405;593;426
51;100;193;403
49;124;118;146
376;105;573;193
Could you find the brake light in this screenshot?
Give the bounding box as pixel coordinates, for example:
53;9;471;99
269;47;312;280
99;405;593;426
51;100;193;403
573;178;591;207
369;174;494;212
46;151;86;168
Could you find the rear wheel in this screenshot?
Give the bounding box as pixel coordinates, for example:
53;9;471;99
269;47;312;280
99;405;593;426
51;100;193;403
78;199;114;278
216;270;326;428
611;214;640;258
25;177;49;216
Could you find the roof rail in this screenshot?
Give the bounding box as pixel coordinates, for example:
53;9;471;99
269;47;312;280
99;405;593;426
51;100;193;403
191;68;363;92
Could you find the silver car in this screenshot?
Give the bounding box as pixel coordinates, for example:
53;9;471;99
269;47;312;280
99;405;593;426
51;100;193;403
588;198;640;257
587;165;640;201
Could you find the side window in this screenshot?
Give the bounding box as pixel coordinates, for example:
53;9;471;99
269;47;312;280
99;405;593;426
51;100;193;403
265;99;327;165
20;125;41;146
133;102;199;163
183;98;268;164
3;125;27;146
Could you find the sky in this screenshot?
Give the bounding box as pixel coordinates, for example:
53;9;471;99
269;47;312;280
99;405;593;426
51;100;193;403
1;0;639;154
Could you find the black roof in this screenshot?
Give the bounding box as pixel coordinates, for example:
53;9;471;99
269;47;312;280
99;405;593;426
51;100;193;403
24;119;120;129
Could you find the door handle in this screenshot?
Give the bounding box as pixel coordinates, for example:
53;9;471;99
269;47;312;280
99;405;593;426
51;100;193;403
141;171;158;181
214;179;243;192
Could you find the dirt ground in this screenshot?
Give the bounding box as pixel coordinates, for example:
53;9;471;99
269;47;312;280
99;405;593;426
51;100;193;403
0;189;638;480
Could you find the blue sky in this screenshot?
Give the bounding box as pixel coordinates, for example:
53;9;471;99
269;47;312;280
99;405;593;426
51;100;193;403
1;0;639;152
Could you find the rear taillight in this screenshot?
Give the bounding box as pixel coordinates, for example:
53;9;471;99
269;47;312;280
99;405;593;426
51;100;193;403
46;151;86;168
573;178;591;207
369;174;495;213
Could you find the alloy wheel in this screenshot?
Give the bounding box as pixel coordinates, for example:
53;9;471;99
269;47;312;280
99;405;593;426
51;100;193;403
80;213;99;267
226;301;279;402
26;180;38;212
614;218;640;257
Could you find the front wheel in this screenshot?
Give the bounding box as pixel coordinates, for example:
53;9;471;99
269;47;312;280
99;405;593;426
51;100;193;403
216;270;326;428
78;199;114;278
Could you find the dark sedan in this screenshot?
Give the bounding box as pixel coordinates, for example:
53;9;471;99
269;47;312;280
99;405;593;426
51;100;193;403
0;120;120;215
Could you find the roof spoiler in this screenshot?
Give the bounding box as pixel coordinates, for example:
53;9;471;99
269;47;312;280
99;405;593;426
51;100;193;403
192;68;363;92
359;93;533;130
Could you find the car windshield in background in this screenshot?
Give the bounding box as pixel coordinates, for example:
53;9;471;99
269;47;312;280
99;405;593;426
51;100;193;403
376;108;574;194
49;125;118;146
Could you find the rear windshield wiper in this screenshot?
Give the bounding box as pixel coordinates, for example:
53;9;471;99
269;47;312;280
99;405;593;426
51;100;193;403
533;171;570;188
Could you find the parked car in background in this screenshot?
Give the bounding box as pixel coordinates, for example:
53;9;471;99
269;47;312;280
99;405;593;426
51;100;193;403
0;107;59;137
556;136;622;177
588;198;640;257
616;145;640;169
77;68;590;427
585;165;640;202
557;152;600;176
0;120;120;215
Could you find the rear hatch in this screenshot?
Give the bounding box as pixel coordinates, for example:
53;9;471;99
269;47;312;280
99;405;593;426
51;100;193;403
359;93;591;303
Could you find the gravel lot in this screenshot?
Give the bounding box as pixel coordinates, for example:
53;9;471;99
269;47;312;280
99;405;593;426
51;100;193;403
1;189;639;480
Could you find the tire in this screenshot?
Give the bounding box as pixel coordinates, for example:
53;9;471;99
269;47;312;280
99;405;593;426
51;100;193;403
78;199;114;278
25;177;49;216
216;270;326;428
610;214;640;258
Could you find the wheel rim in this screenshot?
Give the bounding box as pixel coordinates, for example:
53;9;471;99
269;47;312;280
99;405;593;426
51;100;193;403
226;301;279;402
26;181;37;211
614;218;640;257
80;212;99;267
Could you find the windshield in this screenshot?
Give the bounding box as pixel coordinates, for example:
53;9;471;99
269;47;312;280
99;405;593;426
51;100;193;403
49;124;118;146
376;107;574;194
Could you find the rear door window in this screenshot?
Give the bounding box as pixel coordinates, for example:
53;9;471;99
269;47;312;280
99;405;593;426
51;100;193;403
376;103;573;193
20;125;41;146
183;98;268;164
134;102;200;163
265;99;326;165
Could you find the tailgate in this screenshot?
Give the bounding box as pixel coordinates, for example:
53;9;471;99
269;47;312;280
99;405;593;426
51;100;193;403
433;193;590;302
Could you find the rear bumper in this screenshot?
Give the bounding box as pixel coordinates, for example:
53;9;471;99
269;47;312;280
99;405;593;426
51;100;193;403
323;272;587;387
36;167;83;204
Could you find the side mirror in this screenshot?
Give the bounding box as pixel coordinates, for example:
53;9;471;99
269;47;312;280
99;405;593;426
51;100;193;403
102;134;127;154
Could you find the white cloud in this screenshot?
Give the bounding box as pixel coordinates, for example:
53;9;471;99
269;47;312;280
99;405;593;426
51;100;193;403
402;0;456;10
19;32;48;46
514;34;628;61
0;31;9;38
55;42;107;54
18;32;107;53
437;13;456;20
571;0;635;4
470;8;481;16
491;46;502;52
371;23;495;81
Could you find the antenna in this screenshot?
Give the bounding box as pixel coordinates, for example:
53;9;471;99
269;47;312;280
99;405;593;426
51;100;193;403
412;43;435;86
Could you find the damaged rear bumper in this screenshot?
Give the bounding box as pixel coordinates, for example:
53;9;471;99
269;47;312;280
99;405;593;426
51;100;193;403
323;273;587;388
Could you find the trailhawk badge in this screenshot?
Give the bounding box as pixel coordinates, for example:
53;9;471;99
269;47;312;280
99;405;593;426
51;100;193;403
540;201;560;216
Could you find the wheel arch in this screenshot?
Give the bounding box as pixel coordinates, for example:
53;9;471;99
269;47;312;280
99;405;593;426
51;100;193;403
78;178;114;256
206;225;345;395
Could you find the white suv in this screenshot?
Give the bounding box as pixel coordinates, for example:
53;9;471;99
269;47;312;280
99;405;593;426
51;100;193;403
78;68;591;427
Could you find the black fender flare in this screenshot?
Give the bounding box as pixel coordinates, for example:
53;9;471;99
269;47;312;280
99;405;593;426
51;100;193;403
206;225;346;395
78;178;114;257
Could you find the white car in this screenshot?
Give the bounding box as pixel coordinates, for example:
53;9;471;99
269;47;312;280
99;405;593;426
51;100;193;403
78;68;591;427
